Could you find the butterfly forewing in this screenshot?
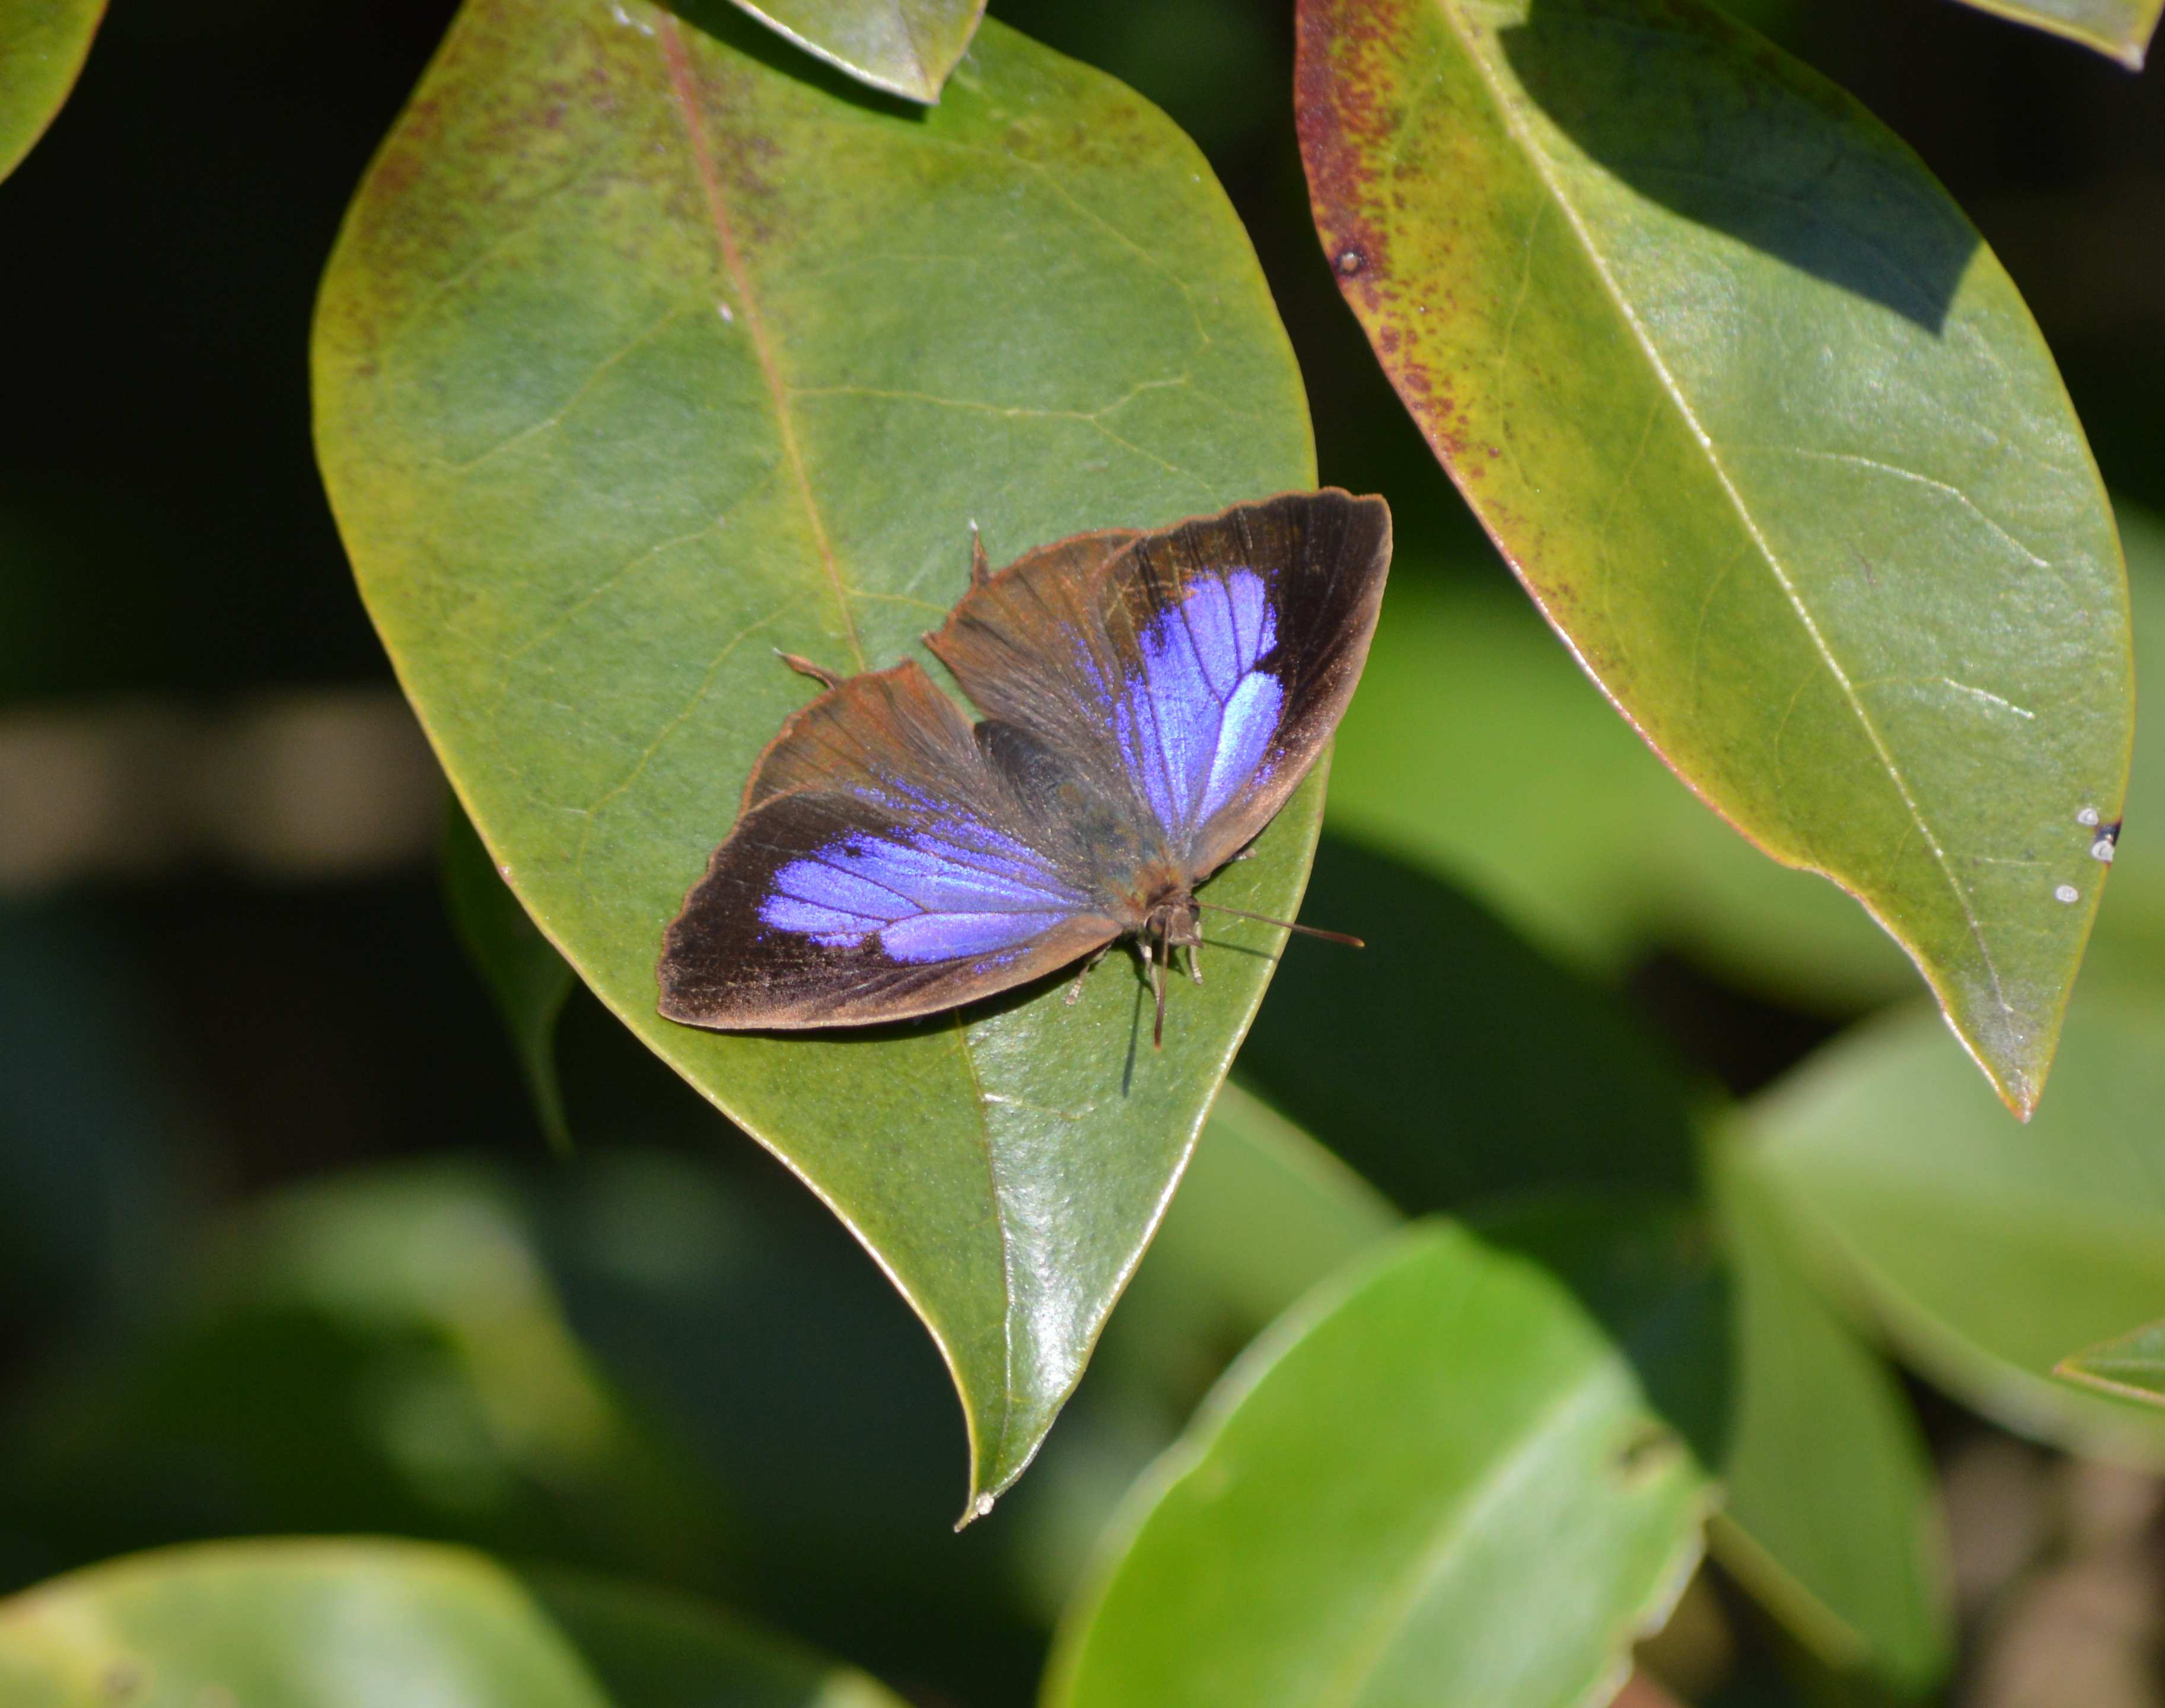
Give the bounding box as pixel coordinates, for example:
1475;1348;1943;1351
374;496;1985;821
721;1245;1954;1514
931;490;1392;878
658;490;1392;1033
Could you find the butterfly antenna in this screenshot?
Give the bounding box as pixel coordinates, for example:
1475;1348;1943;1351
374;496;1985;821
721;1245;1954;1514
1196;901;1364;948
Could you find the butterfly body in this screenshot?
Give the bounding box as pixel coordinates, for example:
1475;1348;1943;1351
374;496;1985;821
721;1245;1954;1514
657;490;1392;1035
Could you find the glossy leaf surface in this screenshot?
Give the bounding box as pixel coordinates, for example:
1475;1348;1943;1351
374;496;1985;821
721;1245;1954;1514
0;0;102;181
314;0;1316;1509
2056;1318;2165;1409
1948;0;2160;68
698;0;985;101
1750;986;2165;1461
0;1538;904;1707
1297;0;2132;1113
1046;1223;1711;1708
442;804;577;1152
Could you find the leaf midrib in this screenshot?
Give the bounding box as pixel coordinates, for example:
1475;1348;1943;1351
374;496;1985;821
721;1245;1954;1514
1316;1365;1657;1708
1428;0;2023;1096
655;10;1020;1499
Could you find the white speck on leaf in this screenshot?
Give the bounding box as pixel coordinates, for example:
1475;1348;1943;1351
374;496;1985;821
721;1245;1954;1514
2077;806;2101;827
2091;837;2117;864
2055;884;2080;904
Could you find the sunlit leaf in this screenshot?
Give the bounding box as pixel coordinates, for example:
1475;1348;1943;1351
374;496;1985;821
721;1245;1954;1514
442;804;577;1152
1749;984;2165;1462
0;1538;906;1707
694;0;985;102
1947;0;2160;69
1297;0;2133;1114
1045;1223;1711;1708
2056;1318;2165;1409
314;0;1316;1510
0;0;103;182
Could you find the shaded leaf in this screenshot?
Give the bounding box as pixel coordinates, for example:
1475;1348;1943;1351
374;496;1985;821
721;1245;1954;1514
0;0;103;183
1297;0;2132;1114
1240;834;1703;1208
1749;984;2165;1462
0;1538;905;1707
1045;1222;1712;1708
2056;1318;2165;1409
314;0;1316;1509
442;803;577;1153
1946;0;2160;68
687;0;985;103
1708;1149;1951;1691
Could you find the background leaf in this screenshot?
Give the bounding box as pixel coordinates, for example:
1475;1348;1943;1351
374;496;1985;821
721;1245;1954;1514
1046;1222;1712;1708
1296;0;2132;1114
0;1538;905;1707
2055;1317;2165;1409
313;0;1317;1510
0;0;103;182
442;804;576;1153
695;0;986;102
1944;0;2161;69
1707;1149;1951;1691
1749;984;2165;1463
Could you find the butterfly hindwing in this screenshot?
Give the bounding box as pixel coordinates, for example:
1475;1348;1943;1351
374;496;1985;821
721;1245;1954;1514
658;660;1123;1029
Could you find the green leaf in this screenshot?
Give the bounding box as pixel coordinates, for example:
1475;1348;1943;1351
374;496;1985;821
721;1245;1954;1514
2056;1318;2165;1409
1239;834;1702;1209
1749;984;2165;1462
0;0;103;183
313;0;1316;1512
1945;0;2160;69
1045;1223;1712;1708
2086;505;2165;976
1296;0;2132;1115
1477;1190;1950;1692
0;1538;905;1707
442;802;578;1153
690;0;985;102
1707;1149;1951;1691
1329;572;1915;1011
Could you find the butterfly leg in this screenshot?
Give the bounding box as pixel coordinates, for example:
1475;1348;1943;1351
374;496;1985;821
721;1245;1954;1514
1063;943;1110;1006
1141;936;1166;1049
1186;938;1202;984
775;649;843;690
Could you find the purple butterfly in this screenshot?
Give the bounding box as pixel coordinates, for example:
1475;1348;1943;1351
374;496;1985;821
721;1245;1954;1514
657;490;1393;1042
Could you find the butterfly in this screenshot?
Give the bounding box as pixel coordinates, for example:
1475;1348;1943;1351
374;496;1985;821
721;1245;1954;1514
657;489;1393;1043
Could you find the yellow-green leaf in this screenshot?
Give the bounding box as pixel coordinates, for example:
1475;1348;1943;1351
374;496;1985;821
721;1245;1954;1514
1948;0;2160;69
0;0;103;181
0;1539;906;1707
1297;0;2134;1115
696;0;985;102
313;0;1316;1511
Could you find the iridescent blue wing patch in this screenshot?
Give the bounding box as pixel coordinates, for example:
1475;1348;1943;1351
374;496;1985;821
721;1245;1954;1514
658;661;1123;1030
660;490;1392;1033
931;489;1392;878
